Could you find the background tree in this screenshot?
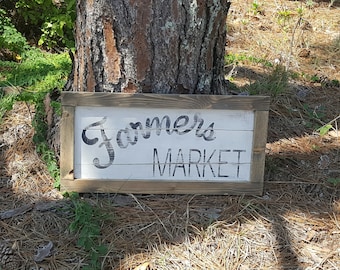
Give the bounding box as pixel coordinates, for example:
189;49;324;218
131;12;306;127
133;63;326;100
66;0;231;95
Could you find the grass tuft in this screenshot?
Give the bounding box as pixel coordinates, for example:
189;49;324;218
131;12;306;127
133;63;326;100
65;192;109;270
0;48;71;188
245;65;290;97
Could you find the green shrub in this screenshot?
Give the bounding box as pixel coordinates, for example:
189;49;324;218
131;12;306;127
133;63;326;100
245;65;289;97
225;53;273;67
0;92;17;120
0;49;72;187
0;8;29;55
1;48;71;90
67;193;109;270
15;0;76;49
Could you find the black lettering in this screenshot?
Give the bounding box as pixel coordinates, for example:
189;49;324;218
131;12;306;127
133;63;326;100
202;122;216;141
82;117;107;145
189;149;201;177
116;128;137;149
218;150;230;177
82;117;115;169
194;114;204;138
173;115;191;135
233;150;246;178
93;128;115;169
114;113;216;150
128;122;143;145
194;114;216;141
202;149;216;177
172;149;186;177
146;115;172;135
153;148;172;176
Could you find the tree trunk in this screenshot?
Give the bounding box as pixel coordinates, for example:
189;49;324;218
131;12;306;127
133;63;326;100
66;0;230;95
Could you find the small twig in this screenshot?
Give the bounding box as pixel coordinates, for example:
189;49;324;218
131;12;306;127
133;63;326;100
185;195;197;239
226;63;237;79
128;193;145;211
286;16;302;71
128;194;173;238
0;204;34;219
323;115;340;127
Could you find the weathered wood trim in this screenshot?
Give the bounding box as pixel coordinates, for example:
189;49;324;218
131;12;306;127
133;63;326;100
250;110;269;192
60;179;262;195
61;92;270;110
61;92;270;195
60;106;74;180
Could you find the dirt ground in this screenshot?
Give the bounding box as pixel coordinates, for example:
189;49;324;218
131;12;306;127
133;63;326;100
0;0;339;269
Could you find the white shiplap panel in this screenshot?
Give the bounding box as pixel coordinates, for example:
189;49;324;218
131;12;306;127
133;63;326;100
74;106;254;181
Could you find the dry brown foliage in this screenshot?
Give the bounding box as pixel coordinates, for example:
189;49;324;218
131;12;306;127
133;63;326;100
0;0;339;269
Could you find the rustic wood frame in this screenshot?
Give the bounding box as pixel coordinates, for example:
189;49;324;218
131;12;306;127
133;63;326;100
61;92;270;195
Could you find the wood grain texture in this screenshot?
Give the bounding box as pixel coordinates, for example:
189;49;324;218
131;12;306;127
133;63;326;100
250;110;269;192
60;106;74;180
60;179;263;195
61;92;270;110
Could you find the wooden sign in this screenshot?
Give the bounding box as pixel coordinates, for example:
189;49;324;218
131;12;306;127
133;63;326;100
61;93;270;195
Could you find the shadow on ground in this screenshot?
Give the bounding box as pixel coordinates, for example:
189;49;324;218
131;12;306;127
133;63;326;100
1;77;339;269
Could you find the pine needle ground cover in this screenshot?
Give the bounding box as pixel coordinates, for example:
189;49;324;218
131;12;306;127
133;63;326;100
0;0;339;269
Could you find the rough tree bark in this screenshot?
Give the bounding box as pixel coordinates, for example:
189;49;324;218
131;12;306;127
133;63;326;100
49;0;231;160
65;0;230;94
